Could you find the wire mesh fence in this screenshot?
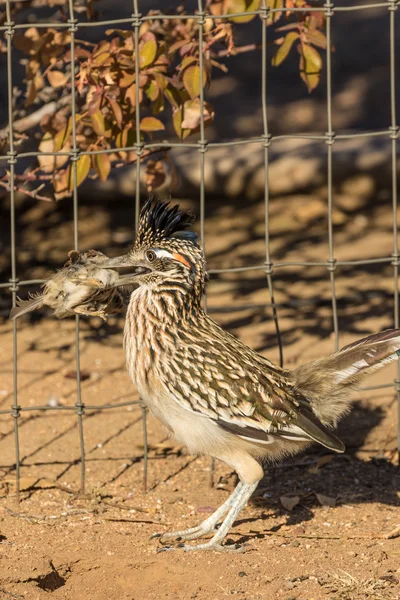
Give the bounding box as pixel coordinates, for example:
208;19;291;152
0;0;399;503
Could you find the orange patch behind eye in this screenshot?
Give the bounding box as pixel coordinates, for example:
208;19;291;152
172;252;191;269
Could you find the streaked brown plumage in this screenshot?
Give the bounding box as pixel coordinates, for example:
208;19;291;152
97;199;400;552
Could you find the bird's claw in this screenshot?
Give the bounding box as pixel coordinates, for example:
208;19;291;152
156;542;246;553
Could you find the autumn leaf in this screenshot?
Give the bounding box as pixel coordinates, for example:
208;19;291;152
139;39;157;68
140;117;165;132
47;70;67;88
68;154;91;191
183;65;206;100
181;98;214;130
300;43;323;92
94;153;111;182
227;0;260;23
91;110;106;136
272;32;299;67
107;98;123;128
306;29;328;50
172;106;191;140
266;0;284;24
145;79;159;102
115;125;136;148
38;133;69;172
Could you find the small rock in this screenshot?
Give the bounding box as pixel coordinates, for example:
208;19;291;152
238;572;247;578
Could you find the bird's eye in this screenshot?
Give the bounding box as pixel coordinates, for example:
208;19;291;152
146;250;157;262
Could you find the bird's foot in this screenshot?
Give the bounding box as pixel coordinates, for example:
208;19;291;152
152;524;217;543
157;540;246;553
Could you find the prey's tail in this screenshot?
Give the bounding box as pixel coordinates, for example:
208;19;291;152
293;329;400;428
9;294;44;320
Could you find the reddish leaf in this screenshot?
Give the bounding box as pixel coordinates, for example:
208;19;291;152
119;71;136;88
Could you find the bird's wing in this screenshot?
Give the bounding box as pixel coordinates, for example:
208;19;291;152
167;337;345;453
9;294;44;320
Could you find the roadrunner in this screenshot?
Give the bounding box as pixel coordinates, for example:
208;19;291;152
62;201;400;551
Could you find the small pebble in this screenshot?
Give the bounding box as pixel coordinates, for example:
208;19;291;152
238;571;247;577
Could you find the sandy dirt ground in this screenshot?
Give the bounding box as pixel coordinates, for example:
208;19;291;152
0;189;400;600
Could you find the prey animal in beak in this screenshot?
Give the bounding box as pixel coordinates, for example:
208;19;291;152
10;250;130;321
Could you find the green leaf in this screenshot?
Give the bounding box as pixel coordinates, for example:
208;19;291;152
94;153;111;182
139;117;165;132
227;0;260;23
272;32;299;67
139;39;157;68
300;44;323;93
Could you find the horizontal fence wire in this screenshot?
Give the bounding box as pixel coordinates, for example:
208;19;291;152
0;0;399;501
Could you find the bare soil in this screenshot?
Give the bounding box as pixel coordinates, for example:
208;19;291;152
0;189;400;600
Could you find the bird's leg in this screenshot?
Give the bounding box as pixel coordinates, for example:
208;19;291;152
158;481;259;552
155;482;244;543
73;304;107;321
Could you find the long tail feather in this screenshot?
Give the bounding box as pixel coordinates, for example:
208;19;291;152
9;295;44;320
292;328;400;427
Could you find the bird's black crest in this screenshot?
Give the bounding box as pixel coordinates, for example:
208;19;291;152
134;199;198;247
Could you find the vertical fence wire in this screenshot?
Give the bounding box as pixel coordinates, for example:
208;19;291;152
132;0;148;491
389;0;400;455
68;0;86;493
5;0;21;503
197;0;215;485
325;1;339;352
261;1;283;368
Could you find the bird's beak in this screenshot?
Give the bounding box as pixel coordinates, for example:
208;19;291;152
101;254;150;286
